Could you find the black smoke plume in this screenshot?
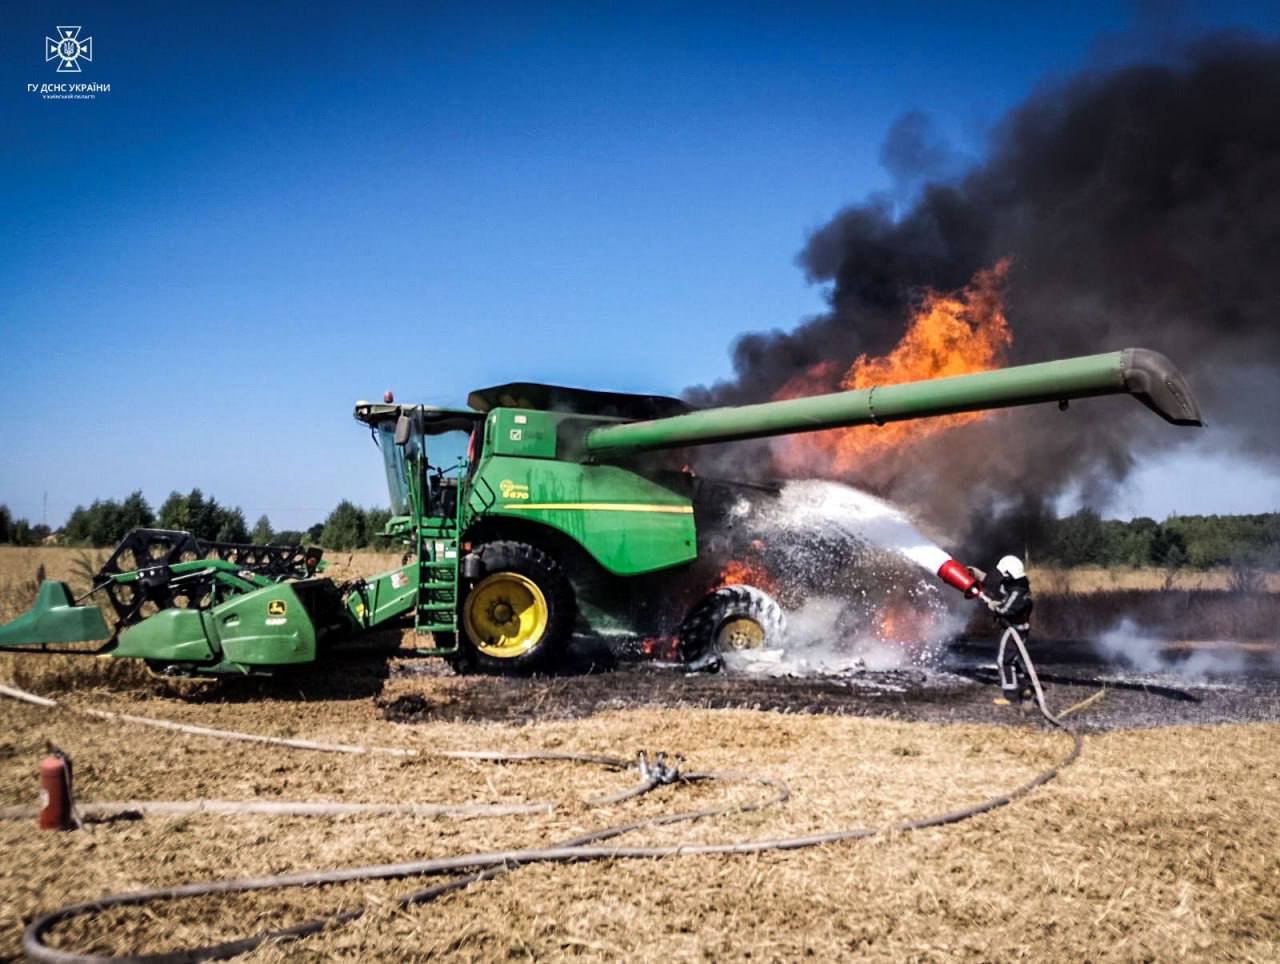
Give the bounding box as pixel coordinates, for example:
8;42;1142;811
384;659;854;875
687;36;1280;557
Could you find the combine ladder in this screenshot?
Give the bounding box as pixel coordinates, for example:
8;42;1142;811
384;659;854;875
416;518;460;651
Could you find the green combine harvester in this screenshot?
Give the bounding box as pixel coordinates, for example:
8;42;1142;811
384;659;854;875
0;349;1201;675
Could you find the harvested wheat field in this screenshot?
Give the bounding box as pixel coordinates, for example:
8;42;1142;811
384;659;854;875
0;645;1278;963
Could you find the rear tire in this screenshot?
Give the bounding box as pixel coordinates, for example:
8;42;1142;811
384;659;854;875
458;541;574;674
678;585;786;670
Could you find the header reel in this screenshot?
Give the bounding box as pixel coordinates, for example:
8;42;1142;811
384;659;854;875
94;529;324;631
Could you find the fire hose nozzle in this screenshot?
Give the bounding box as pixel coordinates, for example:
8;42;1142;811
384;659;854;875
936;559;981;597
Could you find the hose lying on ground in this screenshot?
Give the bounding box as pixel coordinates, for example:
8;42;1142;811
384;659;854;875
2;677;1084;964
3;754;674;818
0;684;418;757
0;798;556;821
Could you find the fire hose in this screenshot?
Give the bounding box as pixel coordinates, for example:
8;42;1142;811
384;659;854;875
2;676;1085;964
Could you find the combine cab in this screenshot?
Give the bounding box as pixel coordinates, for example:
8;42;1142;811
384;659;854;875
0;349;1202;676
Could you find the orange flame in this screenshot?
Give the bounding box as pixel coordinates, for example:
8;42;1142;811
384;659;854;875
715;557;776;594
774;260;1013;476
876;602;936;644
640;635;680;660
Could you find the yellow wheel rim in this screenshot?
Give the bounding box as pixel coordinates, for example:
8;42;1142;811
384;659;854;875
463;572;549;659
716;616;766;650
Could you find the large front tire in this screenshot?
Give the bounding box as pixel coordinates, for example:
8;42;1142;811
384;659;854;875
458;541;574;674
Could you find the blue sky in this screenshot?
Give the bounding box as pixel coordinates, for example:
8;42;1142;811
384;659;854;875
2;1;1277;531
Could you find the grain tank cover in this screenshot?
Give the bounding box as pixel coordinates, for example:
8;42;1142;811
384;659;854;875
467;382;695;419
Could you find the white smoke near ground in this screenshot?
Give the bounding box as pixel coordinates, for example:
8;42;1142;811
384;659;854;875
720;480;969;676
1095;618;1251;680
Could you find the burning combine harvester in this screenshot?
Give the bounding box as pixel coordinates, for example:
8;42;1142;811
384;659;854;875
0;350;1201;676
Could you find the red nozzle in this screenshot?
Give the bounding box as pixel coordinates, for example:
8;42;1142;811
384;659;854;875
937;559;979;598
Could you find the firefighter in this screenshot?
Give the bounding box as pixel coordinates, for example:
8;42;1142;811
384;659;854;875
982;555;1034;706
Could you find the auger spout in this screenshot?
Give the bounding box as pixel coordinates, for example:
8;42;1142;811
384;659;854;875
583;348;1202;458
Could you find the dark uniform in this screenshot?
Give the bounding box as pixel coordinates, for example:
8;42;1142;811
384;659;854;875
987;572;1034;704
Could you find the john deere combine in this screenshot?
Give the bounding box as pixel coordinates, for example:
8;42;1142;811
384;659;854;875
0;349;1201;675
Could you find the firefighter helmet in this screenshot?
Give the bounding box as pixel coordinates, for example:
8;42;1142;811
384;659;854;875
996;555;1026;580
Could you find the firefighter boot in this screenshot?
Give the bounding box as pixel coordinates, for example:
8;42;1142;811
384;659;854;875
994;685;1020;706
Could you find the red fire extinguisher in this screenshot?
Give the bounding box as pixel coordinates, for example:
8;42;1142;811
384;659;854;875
38;749;77;831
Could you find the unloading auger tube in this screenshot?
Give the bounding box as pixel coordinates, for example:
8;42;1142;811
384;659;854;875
9;676;1085;964
585;348;1202;456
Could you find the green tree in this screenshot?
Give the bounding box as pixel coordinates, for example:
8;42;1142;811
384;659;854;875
251;515;274;544
0;504;11;543
157;490;194;533
119;490;154;532
60;492;153;546
186;490;221;541
62;505;91;544
215;507;249;544
156;489;250;543
364;507;393;549
11;519;33;546
1150;524;1188;567
319;501;366;550
1051;508;1107;567
1100;516;1157;567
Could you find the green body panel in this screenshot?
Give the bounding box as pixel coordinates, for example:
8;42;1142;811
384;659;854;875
207;583;317;666
468;455;697;576
0;581;109;648
113;608;218;663
346;563;420;628
110;583;318;667
490;409;558;458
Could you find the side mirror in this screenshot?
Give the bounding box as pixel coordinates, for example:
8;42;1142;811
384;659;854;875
393;414;412;446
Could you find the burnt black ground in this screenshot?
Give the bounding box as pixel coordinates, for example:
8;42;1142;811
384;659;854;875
380;638;1280;732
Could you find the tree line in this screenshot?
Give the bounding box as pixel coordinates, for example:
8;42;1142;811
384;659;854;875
1023;509;1280;569
0;492;397;552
